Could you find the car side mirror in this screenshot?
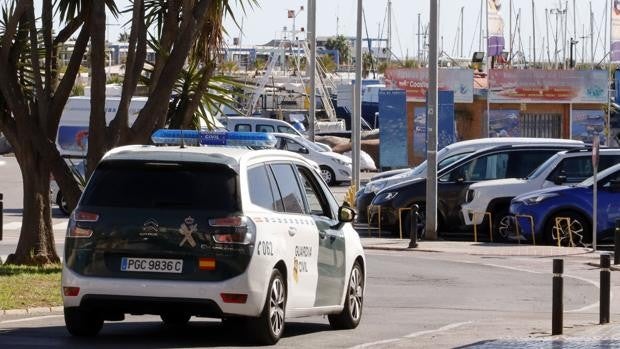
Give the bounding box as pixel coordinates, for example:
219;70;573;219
553;175;567;185
338;206;356;223
298;147;309;154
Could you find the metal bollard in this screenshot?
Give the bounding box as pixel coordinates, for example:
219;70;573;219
615;220;620;265
0;192;3;241
552;259;563;335
408;204;419;249
600;254;611;325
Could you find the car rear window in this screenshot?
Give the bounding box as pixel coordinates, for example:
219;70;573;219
81;160;239;211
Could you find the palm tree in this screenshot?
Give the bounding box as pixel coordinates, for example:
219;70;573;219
117;31;130;42
0;0;118;264
325;35;351;65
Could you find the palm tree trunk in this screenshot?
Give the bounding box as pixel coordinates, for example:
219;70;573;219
5;139;59;265
86;0;107;177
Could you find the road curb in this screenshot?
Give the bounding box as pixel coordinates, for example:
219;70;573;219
362;243;596;257
1;306;62;316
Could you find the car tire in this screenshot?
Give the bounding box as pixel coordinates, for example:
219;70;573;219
57;192;70;216
328;261;364;330
64;307;103;337
320;166;336;186
160;312;191;326
249;269;286;345
492;208;514;243
545;211;590;247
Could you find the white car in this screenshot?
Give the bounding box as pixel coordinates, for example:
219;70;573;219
461;148;620;240
61;131;365;345
272;133;352;186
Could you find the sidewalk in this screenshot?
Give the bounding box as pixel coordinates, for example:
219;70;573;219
355;223;595;257
360;237;594;257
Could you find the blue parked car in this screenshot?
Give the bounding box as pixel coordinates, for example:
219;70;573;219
510;163;620;246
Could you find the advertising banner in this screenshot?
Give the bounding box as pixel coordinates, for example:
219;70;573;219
57;125;89;156
612;0;620;61
488;69;608;104
571;110;607;145
413;107;427;158
489;110;520;137
487;0;505;56
384;68;473;103
413;91;457;158
438;91;457;149
379;89;408;168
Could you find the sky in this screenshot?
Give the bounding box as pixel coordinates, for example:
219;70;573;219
220;0;612;64
101;0;612;63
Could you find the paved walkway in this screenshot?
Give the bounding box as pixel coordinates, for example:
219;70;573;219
360;237;594;257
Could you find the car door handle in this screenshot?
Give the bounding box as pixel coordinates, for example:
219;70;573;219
288;227;297;237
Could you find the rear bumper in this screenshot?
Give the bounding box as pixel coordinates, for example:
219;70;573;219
77;294;223;318
61;265;266;317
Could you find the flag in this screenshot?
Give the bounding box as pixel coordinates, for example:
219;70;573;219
288;10;295;18
612;0;620;61
487;0;505;57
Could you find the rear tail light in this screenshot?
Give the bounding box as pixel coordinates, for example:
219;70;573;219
221;293;248;304
67;210;99;238
63;287;80;297
208;216;255;245
74;211;99;222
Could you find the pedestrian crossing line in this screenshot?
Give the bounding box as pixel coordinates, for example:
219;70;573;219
2;220;68;231
3;222;21;230
53;222;68;230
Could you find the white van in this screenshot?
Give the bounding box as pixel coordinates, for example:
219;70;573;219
56;96;223;157
219;116;303;136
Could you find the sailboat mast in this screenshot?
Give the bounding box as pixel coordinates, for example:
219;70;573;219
532;0;536;66
509;0;513;65
479;0;483;52
460;6;464;58
546;8;551;66
418;13;421;61
590;1;594;67
387;0;392;62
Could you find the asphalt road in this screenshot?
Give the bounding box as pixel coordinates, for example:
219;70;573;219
0;250;606;348
2;154;618;348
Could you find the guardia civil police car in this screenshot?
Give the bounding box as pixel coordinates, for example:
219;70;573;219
61;130;365;345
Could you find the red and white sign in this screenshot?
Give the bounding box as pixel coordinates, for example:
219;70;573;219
384;68;473;103
488;69;608;104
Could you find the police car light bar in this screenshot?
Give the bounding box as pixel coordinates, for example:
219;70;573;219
151;129;277;148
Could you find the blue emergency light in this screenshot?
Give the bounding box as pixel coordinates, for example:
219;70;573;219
151;129;277;148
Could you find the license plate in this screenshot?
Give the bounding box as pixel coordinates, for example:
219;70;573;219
121;257;183;273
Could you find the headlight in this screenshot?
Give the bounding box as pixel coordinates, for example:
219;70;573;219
365;180;387;193
523;193;558;205
376;191;398;202
331;158;350;166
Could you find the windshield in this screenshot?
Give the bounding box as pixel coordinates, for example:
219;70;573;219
82;160;239;210
525;153;560;179
298;137;328;152
411;151;472;175
579;165;620;187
